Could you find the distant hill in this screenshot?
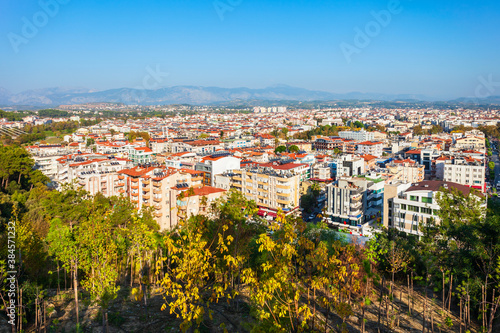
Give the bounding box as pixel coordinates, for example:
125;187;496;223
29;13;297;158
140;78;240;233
0;85;436;107
0;85;498;107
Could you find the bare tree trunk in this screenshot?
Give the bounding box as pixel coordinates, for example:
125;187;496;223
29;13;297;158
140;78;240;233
378;276;384;332
487;289;499;333
73;263;80;326
442;270;445;312
459;298;463;333
423;279;427;333
448;274;453;312
102;306;107;333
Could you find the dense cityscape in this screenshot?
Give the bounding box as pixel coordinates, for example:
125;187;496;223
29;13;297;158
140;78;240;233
1;102;500;332
2;0;500;332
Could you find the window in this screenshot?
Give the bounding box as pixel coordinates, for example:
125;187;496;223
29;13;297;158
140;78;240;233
399;212;406;219
401;204;407;210
412;224;418;231
410;195;418;202
421;207;432;215
421;197;433;204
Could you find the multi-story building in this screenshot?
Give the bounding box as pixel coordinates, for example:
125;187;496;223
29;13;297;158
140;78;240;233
311;163;333;182
386;159;425;183
439;157;485;192
55;153;132;187
326;176;385;236
195;154;241;186
128;147;154;164
339;130;374;142
117;166;207;230
334;155;365;178
325;178;366;231
453;136;486;152
215;166;301;215
171;139;223;154
357;141;384;157
386;180;484;236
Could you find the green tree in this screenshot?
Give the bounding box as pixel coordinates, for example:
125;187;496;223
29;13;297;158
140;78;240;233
288;145;299;153
274;145;287;154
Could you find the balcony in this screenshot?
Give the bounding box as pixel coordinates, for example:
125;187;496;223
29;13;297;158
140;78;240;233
131;192;139;197
350;201;362;209
277;199;290;205
153;181;161;187
155;212;163;218
142;179;150;185
154;204;161;210
118;189;125;193
118;175;124;180
153;197;161;203
143;187;150;192
131;178;138;183
131;185;139;189
117;182;125;187
233;176;242;181
143;202;150;207
153;189;162;194
276;184;291;190
143;194;150;200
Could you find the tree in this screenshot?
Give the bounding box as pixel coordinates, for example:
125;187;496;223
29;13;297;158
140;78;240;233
274;145;287;154
86;138;95;147
159;216;242;332
242;212;314;332
46;218;83;329
78;209;119;332
288;145;299;153
413;125;424;136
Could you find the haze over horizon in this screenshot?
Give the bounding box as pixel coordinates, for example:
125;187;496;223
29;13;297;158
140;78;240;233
1;0;499;99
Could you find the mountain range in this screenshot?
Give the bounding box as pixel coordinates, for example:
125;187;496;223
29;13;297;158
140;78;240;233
0;85;498;107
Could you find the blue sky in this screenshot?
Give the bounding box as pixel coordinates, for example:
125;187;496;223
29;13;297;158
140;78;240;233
1;0;499;99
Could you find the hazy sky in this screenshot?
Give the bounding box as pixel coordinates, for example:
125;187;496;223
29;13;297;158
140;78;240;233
1;0;499;99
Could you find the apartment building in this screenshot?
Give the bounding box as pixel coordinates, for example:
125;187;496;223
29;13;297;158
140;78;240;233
339;130;374;142
334;155;365;178
117;166;205;230
357;141;384;157
55;153;132;186
311;163;333;182
195;154;241;186
126;146;153;165
171;139;222;154
387;181;484;236
325;178;366;232
215;166;300;215
453;136;486;152
386;159;425;183
174;186;227;220
438;157;486;192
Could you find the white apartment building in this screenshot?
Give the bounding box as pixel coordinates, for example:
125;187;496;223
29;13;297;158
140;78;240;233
195;154;241;186
387;181;484;236
55;154;133;187
440;157;485;192
334;155;365;178
357;141;384;157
